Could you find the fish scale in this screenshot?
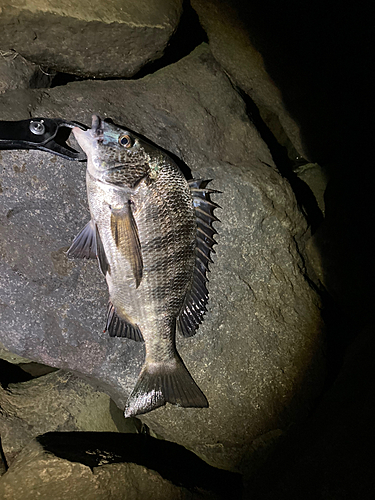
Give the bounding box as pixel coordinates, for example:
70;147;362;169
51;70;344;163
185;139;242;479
68;115;219;417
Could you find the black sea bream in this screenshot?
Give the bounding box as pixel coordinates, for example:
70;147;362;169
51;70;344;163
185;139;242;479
68;115;219;417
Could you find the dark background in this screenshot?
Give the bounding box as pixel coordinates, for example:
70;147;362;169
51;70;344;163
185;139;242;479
229;1;375;498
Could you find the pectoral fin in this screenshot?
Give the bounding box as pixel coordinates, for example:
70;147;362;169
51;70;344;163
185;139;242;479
67;220;97;260
95;223;110;275
67;219;109;275
110;202;143;288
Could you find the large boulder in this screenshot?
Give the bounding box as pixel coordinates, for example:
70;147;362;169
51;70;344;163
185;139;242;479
0;371;137;464
0;0;183;77
0;44;325;472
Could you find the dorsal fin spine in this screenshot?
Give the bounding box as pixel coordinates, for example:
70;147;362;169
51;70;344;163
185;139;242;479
195;207;220;222
197;227;217;244
196;217;218;233
196;236;216;253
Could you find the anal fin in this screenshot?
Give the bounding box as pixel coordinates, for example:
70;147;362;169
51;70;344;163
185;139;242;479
105;301;143;342
124;357;208;417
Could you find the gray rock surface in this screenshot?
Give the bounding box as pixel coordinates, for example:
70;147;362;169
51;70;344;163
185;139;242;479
0;44;325;472
0;439;217;500
0;52;52;93
191;0;308;161
0;0;183;77
0;371;137;464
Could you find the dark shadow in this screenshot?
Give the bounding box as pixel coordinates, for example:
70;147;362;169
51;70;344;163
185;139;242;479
213;1;375;497
37;431;242;498
0;359;33;388
230;0;374;169
50;73;85;88
0;436;8;472
218;0;374;390
246;321;375;500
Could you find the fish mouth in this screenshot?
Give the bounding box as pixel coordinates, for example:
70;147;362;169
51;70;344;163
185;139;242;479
72;114;103;153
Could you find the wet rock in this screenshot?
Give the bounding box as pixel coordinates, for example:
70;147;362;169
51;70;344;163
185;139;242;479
0;0;183;78
0;44;325;472
0;371;138;464
191;0;308;161
0;52;52;94
0;438;220;500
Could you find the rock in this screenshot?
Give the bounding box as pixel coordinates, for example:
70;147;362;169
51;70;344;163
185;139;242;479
0;371;138;464
0;0;183;78
0;343;31;365
191;0;308;161
0;44;325;472
0;438;221;500
0;88;40;120
0;52;53;94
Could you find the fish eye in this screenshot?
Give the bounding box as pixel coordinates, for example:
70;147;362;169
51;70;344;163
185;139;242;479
118;134;134;148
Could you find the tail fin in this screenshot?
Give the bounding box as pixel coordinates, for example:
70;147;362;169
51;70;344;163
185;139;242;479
124;358;208;418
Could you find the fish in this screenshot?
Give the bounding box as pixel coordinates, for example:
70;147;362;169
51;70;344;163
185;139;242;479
67;115;219;417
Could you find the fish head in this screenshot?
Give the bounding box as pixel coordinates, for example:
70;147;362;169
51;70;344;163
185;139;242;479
73;115;158;186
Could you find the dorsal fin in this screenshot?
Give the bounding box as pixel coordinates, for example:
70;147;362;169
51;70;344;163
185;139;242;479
177;179;220;337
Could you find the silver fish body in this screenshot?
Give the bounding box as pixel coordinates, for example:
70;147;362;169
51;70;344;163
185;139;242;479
68;115;218;417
